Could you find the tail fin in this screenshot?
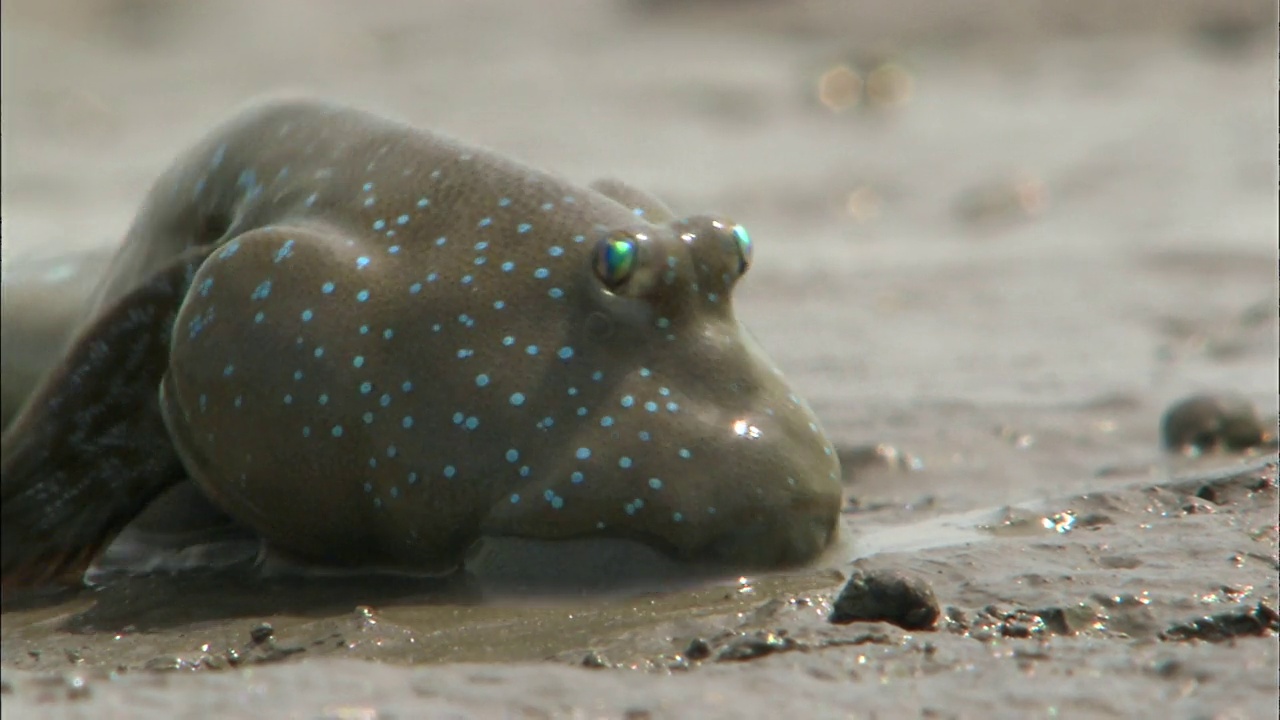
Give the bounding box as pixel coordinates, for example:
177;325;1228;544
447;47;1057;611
1;248;210;590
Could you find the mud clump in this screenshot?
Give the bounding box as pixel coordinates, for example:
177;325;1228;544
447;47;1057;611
1160;393;1270;454
829;569;940;630
1159;602;1279;642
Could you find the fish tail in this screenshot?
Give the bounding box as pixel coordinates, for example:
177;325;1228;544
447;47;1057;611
1;249;209;590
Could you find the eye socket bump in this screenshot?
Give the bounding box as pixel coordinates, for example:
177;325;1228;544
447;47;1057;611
730;223;752;275
593;233;638;289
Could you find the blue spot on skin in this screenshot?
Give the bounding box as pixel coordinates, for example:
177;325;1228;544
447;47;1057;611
619;457;633;468
357;256;371;269
621;395;635;408
639;368;652;377
363;182;374;192
444;465;456;478
293;370;303;380
501;261;515;272
576;447;591;460
305;191;318;207
510;393;526;406
577;407;588;416
673;512;684;522
380;394;392;407
494;300;506;309
557;347;574;360
254;311;265;323
475;241;489;251
402;381;413;392
332;425;344;437
356;289;370;302
388;245;400;254
397;214;410;225
667;402;680;412
453;412;464;425
314;347;325;358
322;281;335;294
573;234;585;243
402;416;414;428
498;197;512;207
549;246;564;257
283;393;293;404
360;325;370;335
318;393;329;405
436;237;447;246
301;309;314;322
373;219;386;231
303;427;311;437
571;471;584;484
476;374;490;387
592;371;604;382
506;449;519;462
360;382;373;394
679;448;692;459
274;240;295;263
534;268;550;279
502;336;515;347
600;416;614;428
510;494;520;504
639;431;651;441
364;197;376;208
648;478;663;490
525;345;539;356
383;329;394;340
428;272;439;283
251;280;272;300
409;282;422;294
465;416;480;430
518;223;532;234
462;275;473;285
478;217;493;228
549;288;564;299
541;202;554;211
353;356;365;368
644;401;658;412
198;278;214;296
223;364;235;377
408;472;419;484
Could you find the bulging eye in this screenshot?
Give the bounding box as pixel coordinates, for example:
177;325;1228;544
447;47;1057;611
593;233;637;289
731;223;752;275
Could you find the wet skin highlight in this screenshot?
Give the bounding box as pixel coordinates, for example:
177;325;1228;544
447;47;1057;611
0;99;842;589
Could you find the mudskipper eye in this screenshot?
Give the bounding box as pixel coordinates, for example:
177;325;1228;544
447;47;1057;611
593;234;637;289
731;223;752;275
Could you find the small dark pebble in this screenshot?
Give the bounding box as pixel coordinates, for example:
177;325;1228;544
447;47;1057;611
684;638;712;661
249;622;274;644
581;651;610;669
715;631;797;662
829;569;940;630
1160;602;1280;642
1160;393;1267;453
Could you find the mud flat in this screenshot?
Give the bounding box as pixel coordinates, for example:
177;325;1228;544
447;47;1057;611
2;1;1276;718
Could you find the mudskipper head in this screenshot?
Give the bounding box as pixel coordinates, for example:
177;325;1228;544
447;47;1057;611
482;214;844;571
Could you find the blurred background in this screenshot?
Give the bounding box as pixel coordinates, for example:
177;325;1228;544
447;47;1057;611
2;0;1276;505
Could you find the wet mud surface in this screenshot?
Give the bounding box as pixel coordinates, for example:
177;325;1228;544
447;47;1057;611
2;1;1277;718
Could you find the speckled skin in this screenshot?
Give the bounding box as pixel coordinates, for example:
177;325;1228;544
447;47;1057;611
0;99;842;588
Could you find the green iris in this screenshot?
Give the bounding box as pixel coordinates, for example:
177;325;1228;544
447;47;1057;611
594;235;637;288
731;223;752;274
